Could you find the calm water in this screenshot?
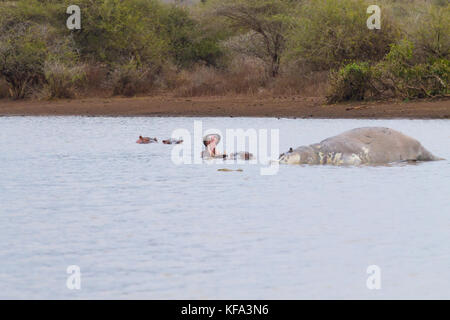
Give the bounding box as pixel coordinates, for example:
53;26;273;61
0;116;449;299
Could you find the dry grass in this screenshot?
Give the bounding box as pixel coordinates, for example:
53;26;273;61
174;57;267;97
0;59;331;100
41;61;87;99
82;64;109;93
270;70;329;96
173;57;328;97
104;60;163;97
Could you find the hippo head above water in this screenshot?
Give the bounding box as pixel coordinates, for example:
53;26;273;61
279;146;318;165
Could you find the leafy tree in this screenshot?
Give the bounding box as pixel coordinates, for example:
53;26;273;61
162;5;224;68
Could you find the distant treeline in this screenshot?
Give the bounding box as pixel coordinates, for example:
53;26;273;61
0;0;448;102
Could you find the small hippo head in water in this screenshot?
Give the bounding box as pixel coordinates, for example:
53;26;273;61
136;136;158;144
162;138;183;144
279;146;318;164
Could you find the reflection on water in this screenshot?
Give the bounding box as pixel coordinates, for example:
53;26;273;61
0;117;449;299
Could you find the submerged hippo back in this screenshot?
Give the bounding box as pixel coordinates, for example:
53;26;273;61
279;127;441;165
319;127;437;163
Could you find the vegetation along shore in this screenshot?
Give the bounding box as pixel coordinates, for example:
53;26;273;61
0;0;448;117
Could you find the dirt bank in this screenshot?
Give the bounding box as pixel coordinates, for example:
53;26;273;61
0;95;449;118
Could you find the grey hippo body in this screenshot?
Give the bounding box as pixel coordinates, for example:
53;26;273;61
279;127;442;165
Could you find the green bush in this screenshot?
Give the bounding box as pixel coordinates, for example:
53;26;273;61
287;0;399;71
327;40;449;103
60;0;225;69
0;1;74;99
66;0;168;67
327;62;373;103
0;0;63;27
0;23;47;99
374;40;449;98
163;6;224;68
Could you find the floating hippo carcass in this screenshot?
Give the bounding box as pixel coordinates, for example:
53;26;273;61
279;127;443;165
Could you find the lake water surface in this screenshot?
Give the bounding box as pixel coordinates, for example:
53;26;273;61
0;116;449;299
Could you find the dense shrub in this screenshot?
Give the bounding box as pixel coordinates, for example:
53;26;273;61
287;0;399;71
66;0;168;67
327;40;450;103
163;6;225;68
327;62;373;103
373;41;449;99
0;23;47;99
63;0;225;69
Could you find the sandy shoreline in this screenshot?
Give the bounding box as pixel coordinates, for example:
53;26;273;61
0;95;449;118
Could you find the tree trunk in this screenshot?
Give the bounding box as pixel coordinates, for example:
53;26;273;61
271;53;280;77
